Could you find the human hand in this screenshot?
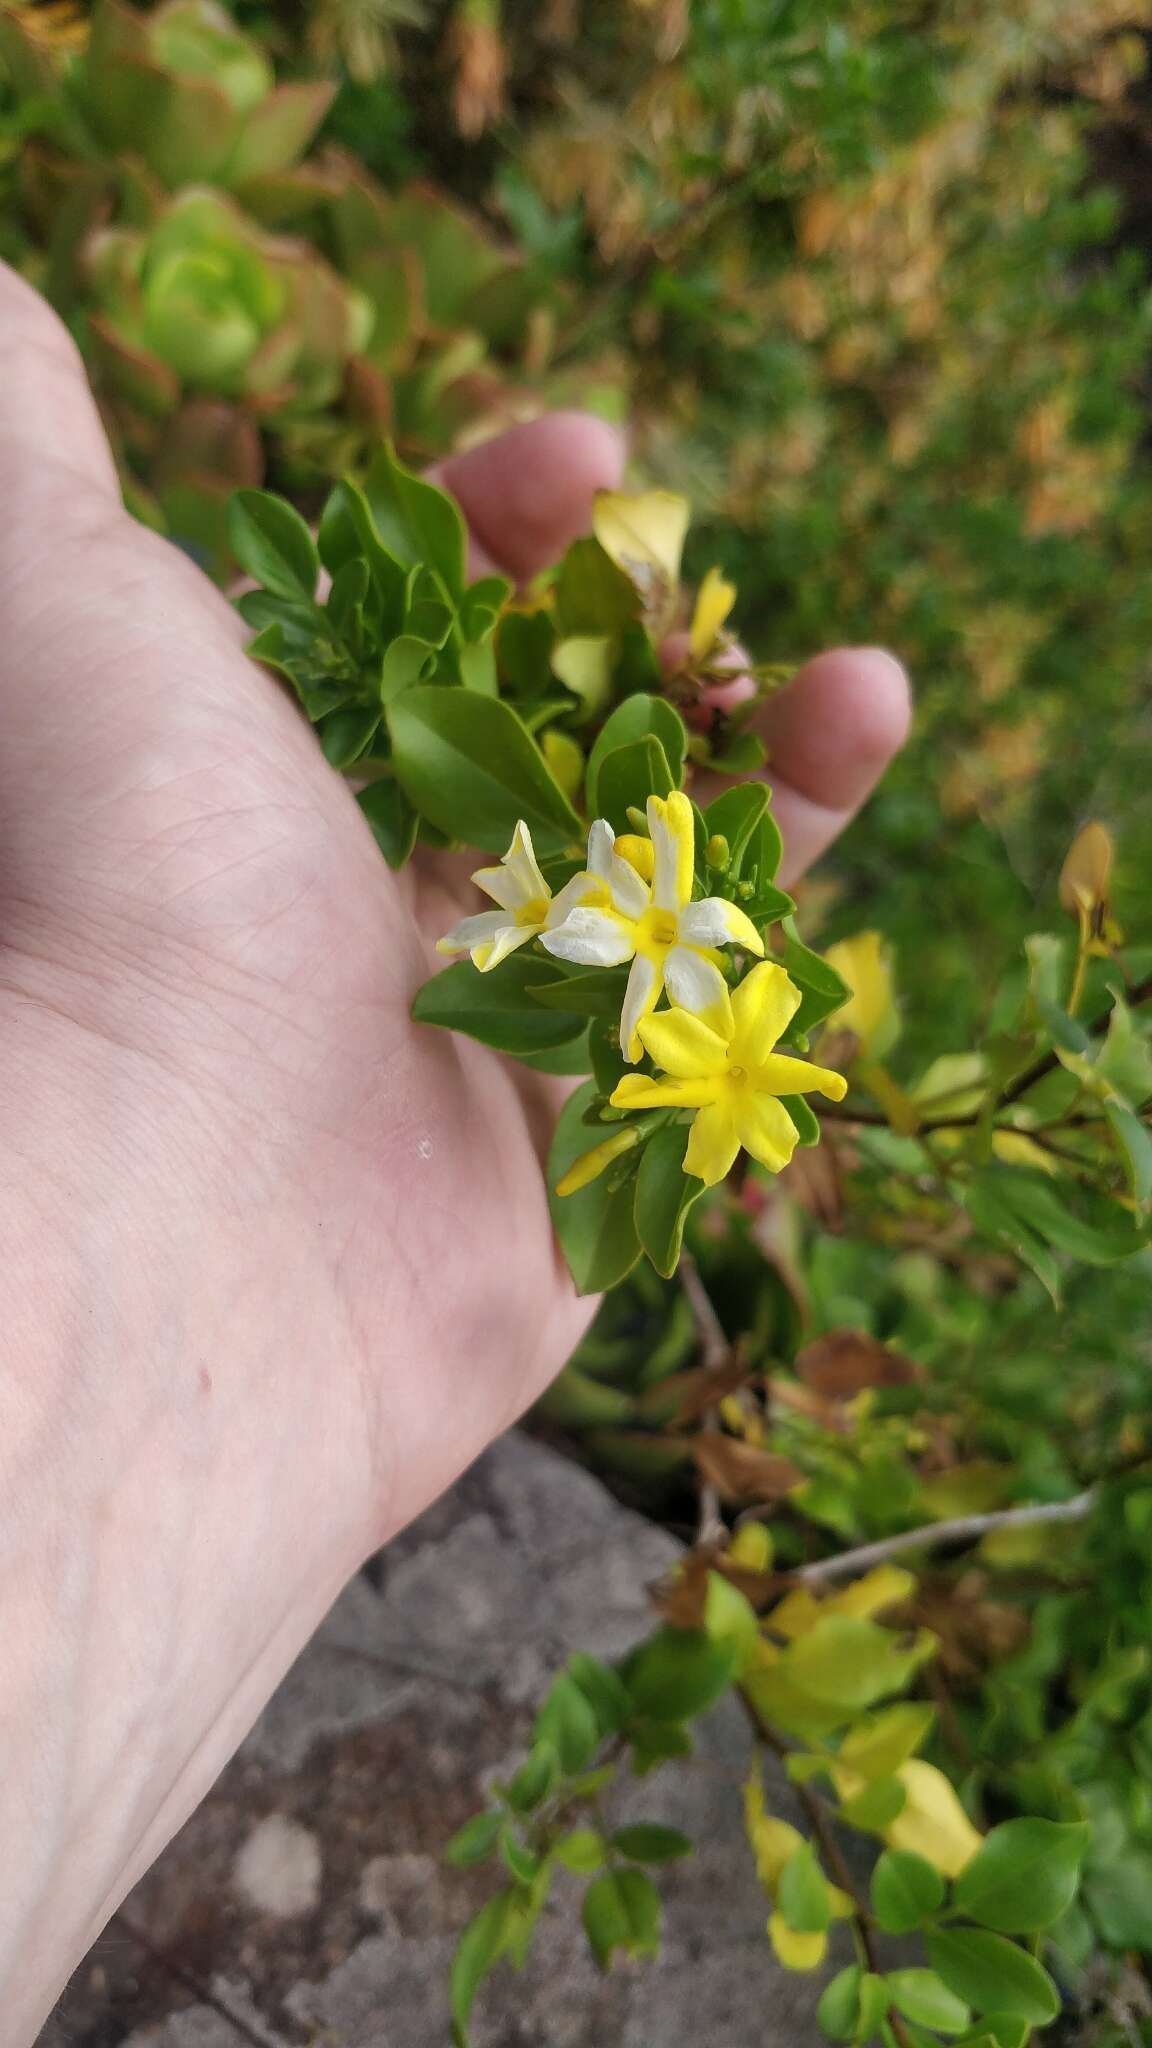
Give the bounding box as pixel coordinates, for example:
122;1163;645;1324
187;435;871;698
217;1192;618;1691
0;261;908;2038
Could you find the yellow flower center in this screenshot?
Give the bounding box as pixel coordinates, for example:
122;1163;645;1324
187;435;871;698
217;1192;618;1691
727;1064;748;1086
637;907;679;955
516;895;549;927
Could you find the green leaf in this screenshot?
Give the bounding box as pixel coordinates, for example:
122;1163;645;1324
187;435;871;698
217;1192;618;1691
595;736;675;832
552;634;616;720
839;1703;937;1781
413;955;587;1055
498;609;558;695
362;442;467;598
785;1615;934;1712
548;1081;643;1295
585;695;688;816
887;1969;971;2035
1085;1849;1152;1946
356;778;418;869
445;1810;504;1869
781;1095;822;1147
567;1653;631;1736
703;784;771;872
954;1818;1090;1934
778;1843;832;1933
634;1123;705;1277
783;928;852;1034
388;686;582;853
582;1868;662;1968
554;1829;605;1874
228;488;319;603
623;1625;739;1721
817;1966;865;2041
518;1029;593;1076
500;1833;541;1885
962;2020;1030;2048
839;1777;907;1830
535;1671;602;1774
710;730;768;775
319;705;380;769
450;1889;513;2045
528;967;628;1018
505;1743;558;1814
967;1167;1145;1270
554;535;642;637
927;1930;1060;2024
611;1823;693;1866
871;1850;946;1935
1106;1099;1152;1208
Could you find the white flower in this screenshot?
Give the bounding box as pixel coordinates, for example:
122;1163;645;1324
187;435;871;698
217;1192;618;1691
541;791;765;1060
436;821;554;971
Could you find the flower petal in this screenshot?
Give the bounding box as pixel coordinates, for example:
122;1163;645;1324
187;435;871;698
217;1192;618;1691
730;961;803;1064
542;907;636;968
678;897;765;955
620;950;663;1062
546;872;602;925
637;1007;729;1079
611;1073;721;1111
754;1053;849;1102
735;1091;799;1173
664;944;733;1029
436;909;508;955
506;820;548;902
648;791;695;912
587;817;652;920
480;922;541;971
689;564;737;663
684;1098;742;1184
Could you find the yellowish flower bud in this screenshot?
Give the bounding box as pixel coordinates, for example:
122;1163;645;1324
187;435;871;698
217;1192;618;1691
706;833;730;870
615;832;656;882
555;1126;641;1198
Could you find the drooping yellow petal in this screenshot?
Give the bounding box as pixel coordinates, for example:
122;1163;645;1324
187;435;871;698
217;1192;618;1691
730;962;803;1065
637;1007;730;1079
824;930;900;1060
683;1097;742;1184
592;487;689;596
883;1761;983;1879
735;1090;799;1173
768;1915;828;1972
620;950;663;1063
611;1074;722;1113
753;1052;848;1103
647;790;696;912
689;564;738;663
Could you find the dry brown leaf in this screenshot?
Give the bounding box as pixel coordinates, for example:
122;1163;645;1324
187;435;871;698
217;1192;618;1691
690;1431;803;1504
794;1328;922;1400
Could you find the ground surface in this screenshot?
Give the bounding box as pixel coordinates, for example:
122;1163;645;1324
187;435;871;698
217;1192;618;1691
39;1432;831;2047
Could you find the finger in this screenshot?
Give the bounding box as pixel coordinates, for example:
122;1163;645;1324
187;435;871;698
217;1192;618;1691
691;647;911;887
0;262;121;524
430;412;625;584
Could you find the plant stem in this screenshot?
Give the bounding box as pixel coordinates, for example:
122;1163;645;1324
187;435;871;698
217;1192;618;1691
680;1252;732;1548
794;1490;1098;1585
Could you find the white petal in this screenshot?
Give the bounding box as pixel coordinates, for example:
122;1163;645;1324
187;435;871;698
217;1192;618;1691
586;819;650;920
541;907;637;968
586;819;617;881
647;791;694;911
471;863;524;912
505;821;549;903
546;872;599;926
664;944;731;1019
481;922;540;970
620;951;662;1062
437;909;508;955
677;898;737;948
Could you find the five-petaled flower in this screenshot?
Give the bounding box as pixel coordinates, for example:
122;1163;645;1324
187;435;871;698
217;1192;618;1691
436;821;554;970
541;792;764;1061
610;961;848;1184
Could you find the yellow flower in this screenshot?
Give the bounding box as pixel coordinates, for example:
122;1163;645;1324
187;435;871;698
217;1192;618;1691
542;794;765;1061
689;565;738;663
610;961;848;1183
436;821;553;970
824;930;900;1061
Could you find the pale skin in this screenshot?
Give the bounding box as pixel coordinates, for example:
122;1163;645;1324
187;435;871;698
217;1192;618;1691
0;259;910;2041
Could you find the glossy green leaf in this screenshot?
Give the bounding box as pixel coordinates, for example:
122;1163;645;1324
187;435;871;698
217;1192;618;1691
413;955;586;1055
611;1823;693;1865
361;442;467;597
623;1625;738;1721
634;1123;705;1277
548;1082;643;1295
595;736;675;832
534;1671;602;1774
567;1653;631;1736
554;535;642;637
450;1889;513;2045
228;488;318;603
356;778;418;868
887;1969;971;2035
554;1829;605;1874
954;1818;1090;1933
445;1810;504;1869
927;1930;1060;2024
582;1867;662;1968
817;1966;865;2041
778;1843;833;1933
585;695;687;816
388;686;582;853
871;1850;946;1934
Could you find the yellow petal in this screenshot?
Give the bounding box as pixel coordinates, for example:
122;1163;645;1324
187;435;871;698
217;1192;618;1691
735;1090;799;1173
611;1074;720;1112
592;487;689;596
637;1006;730;1079
555;1126;641;1197
689;564;737;663
884;1761;983;1878
615;832;656;882
768;1915;828;1972
683;1097;742;1184
730;962;803;1065
753;1053;848;1103
824;931;900;1060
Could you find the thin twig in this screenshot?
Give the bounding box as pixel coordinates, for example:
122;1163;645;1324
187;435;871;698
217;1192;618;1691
680;1252;733;1548
795;1490;1098;1585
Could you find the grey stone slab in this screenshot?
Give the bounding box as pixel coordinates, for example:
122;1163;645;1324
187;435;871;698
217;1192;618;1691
40;1431;829;2048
